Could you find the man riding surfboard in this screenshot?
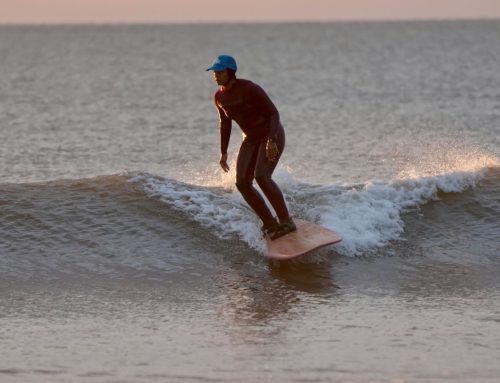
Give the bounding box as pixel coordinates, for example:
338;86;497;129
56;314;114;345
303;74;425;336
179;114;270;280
207;54;296;240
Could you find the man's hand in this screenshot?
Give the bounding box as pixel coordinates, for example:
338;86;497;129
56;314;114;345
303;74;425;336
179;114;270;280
219;153;230;172
266;139;279;162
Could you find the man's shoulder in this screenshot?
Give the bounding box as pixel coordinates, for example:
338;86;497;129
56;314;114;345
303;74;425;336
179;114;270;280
237;78;260;90
213;79;262;101
237;78;253;86
214;88;223;98
214;86;228;102
214;79;255;97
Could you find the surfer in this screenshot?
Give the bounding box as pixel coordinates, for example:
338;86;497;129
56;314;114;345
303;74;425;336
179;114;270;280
207;54;296;240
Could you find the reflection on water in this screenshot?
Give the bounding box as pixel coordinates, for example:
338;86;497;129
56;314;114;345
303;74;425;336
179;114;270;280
211;256;341;351
267;259;341;294
215;255;341;342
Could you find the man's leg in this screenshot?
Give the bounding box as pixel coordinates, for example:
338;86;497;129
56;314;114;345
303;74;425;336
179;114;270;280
254;127;290;222
235;139;276;228
254;127;296;239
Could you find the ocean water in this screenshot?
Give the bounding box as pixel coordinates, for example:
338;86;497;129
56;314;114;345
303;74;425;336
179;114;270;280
1;20;500;382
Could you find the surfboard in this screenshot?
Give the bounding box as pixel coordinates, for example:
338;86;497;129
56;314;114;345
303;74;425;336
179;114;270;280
265;218;342;260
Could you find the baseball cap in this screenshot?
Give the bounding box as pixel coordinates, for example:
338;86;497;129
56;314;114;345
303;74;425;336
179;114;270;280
206;55;237;71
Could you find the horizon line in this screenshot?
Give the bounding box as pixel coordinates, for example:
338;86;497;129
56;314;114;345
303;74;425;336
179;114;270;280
1;16;499;27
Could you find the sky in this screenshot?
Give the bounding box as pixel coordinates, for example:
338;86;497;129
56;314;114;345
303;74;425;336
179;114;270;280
1;0;500;24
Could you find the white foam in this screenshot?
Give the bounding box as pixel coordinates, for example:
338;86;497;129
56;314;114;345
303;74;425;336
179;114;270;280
297;167;492;255
132;156;494;257
132;173;268;253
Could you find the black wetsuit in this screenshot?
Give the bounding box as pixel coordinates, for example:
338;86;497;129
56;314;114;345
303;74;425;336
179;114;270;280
214;78;289;226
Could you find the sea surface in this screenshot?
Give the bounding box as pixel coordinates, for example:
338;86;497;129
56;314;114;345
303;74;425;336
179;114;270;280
1;20;500;382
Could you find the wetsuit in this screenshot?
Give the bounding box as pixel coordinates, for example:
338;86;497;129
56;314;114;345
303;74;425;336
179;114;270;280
214;78;289;226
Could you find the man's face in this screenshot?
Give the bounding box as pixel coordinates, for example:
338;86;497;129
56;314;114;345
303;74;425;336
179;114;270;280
213;70;229;86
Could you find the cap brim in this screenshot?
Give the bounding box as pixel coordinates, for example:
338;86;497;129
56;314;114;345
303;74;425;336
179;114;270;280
206;64;225;71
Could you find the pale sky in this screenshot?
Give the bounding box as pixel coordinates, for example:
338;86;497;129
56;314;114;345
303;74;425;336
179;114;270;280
1;0;500;24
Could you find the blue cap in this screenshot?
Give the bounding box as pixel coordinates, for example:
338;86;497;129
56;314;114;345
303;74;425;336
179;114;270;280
206;55;237;72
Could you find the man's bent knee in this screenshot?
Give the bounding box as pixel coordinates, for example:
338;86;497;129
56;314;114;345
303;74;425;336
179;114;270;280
255;175;272;189
236;178;253;193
